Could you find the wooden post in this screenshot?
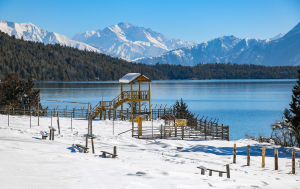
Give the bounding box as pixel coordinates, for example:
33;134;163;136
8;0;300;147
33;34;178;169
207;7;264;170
50;111;52;127
262;147;265;168
221;124;224;140
38;101;39;126
7;105;9;126
24;107;25;115
161;124;163;139
204;121;207;140
181;126;184;140
86;136;88;148
209;170;212;176
247;145;250;166
226;164;230;178
91;138;95;154
175;126;177;137
201;169;205;175
233;143;236;164
30;107;31;128
52;130;54;140
292;151;295;174
275;149;278;170
49;129;52;140
114;146;117;158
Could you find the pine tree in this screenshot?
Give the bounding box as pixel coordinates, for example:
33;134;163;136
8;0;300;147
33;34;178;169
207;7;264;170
284;69;300;147
0;73;40;108
173;98;193;119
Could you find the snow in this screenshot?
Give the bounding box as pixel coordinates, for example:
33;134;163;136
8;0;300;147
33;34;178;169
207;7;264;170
0;114;299;189
119;73;146;83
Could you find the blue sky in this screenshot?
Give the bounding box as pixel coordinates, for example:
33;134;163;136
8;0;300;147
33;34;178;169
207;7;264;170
0;0;299;43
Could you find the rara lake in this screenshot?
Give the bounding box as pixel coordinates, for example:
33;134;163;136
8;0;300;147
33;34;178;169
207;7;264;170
34;79;296;140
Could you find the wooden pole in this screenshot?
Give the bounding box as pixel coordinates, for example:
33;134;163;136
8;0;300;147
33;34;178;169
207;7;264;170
49;129;52;140
292;151;295;174
30;107;31;128
233;143;236;164
86;136;88;148
38;101;39;126
181;126;184;140
52;130;54;140
8;105;9;126
114;146;117;155
247;145;250;166
275;149;278;170
161;124;163;139
91;138;95;154
262;147;265;168
148;81;151;121
51;111;52;127
226;164;230;178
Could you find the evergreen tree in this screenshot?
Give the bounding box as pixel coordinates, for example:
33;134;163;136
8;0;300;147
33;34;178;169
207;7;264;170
284;69;300;147
0;73;40;108
172;98;193;119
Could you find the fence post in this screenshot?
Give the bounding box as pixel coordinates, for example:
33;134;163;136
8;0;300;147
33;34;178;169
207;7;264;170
275;149;278;170
247;145;250;166
262;147;265;168
8;105;10;126
204;121;207;140
221;124;224;140
292;151;295;174
233;143;236;163
226;164;230;178
51;111;52;127
73;108;75;118
160;124;163;139
181;126;184;140
38;102;39;126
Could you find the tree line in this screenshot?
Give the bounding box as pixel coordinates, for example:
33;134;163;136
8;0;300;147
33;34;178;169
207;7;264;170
0;30;299;81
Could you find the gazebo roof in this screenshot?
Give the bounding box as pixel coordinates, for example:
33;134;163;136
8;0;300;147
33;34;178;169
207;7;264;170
119;73;150;83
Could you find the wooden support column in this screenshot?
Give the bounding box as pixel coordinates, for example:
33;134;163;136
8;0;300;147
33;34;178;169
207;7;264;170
139;76;141;113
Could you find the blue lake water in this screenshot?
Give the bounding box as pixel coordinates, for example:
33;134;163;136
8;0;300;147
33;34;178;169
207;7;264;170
34;79;296;140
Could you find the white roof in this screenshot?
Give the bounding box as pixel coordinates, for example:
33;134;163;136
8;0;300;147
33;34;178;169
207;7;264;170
119;73;149;83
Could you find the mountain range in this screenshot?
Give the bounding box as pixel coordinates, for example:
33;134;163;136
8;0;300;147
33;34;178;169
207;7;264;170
134;24;300;66
0;19;109;54
72;22;195;60
0;19;299;66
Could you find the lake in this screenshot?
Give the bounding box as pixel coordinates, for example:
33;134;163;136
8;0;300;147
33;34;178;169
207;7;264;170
34;79;296;140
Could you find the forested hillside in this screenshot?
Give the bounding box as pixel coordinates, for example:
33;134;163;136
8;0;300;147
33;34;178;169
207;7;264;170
0;30;299;81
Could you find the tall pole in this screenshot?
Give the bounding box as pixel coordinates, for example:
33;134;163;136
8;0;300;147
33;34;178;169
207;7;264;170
149;81;151;121
38;100;40;126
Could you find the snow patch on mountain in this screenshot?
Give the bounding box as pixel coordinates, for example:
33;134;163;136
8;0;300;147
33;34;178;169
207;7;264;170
0;19;108;54
134;22;300;67
72;22;196;60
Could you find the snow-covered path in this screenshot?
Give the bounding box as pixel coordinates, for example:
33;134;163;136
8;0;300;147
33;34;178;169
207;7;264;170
0;115;299;188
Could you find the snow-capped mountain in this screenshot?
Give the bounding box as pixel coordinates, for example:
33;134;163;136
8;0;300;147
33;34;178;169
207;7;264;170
72;22;196;61
0;19;108;54
134;23;300;66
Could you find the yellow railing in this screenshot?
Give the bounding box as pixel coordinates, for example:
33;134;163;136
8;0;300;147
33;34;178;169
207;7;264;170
91;90;150;118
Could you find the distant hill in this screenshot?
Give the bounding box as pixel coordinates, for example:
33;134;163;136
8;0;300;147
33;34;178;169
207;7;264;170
0;30;299;81
134;23;300;66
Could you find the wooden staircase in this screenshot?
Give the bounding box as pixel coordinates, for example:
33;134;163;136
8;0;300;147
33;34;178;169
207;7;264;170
91;91;130;119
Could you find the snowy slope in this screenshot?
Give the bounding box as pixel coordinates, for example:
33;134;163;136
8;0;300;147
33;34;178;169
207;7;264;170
135;23;300;66
0;19;108;54
72;22;196;61
0;114;299;189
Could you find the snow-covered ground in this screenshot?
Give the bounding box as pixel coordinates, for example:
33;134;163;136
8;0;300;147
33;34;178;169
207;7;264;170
0;114;299;189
